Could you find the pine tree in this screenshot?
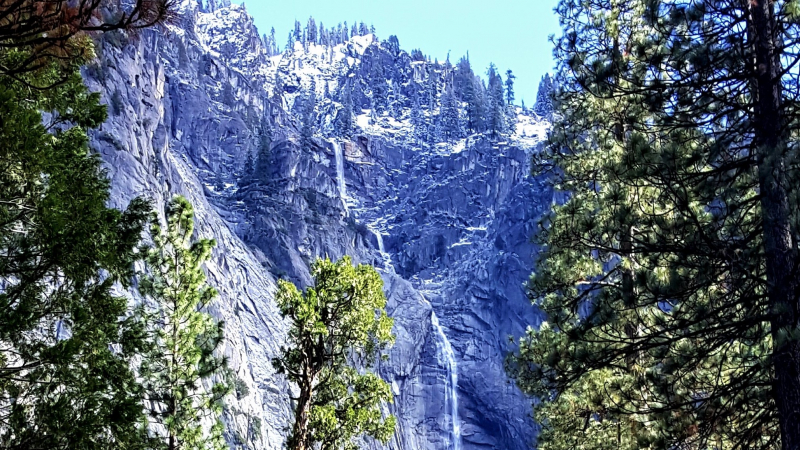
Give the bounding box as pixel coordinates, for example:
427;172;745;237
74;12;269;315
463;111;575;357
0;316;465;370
306;17;317;45
438;84;462;142
509;1;800;449
335;80;355;137
286;32;294;55
274;71;285;98
466;78;486;134
369;60;389;113
533;73;554;116
240;149;255;184
504;69;515;105
426;64;440;112
454;57;485;134
0;0;171;82
0;47;155;450
273;257;396;450
385;35;401;57
368;106;378;126
139;197;230;450
485;64;506;138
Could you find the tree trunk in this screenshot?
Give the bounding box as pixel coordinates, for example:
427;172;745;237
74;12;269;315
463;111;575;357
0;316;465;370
291;381;314;450
749;2;800;449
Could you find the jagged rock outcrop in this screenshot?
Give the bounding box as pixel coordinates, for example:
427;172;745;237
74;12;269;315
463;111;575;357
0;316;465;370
86;1;552;449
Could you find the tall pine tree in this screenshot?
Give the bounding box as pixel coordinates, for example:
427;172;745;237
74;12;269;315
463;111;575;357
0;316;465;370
139;196;230;450
335;80;355;138
369;60;389;114
509;1;800;449
438;84;462;142
0;47;152;450
485;64;506;139
504;69;515;105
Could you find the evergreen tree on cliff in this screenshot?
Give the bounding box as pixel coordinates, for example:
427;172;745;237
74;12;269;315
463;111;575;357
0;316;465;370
139;197;230;450
509;1;800;449
533;74;554;116
335;80;355;138
411;93;426;143
273;257;396;450
306;17;317;45
439;84;463;142
504;69;515;105
485;64;506;138
455;57;486;134
369;60;389;113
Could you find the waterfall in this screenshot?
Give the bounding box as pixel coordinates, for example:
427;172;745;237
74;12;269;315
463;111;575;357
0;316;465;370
368;225;394;271
332;141;347;208
431;311;461;450
375;231;385;254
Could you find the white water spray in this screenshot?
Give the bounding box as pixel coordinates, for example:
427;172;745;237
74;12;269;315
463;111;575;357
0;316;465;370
375;231;385;254
431;311;461;450
368;225;394;271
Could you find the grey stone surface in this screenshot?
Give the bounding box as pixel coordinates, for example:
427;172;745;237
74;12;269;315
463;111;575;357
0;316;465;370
86;2;552;449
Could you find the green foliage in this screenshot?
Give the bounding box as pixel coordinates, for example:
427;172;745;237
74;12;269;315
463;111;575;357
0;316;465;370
0;56;153;449
249;415;263;441
139;196;231;450
231;371;250;400
507;1;800;449
273;256;396;450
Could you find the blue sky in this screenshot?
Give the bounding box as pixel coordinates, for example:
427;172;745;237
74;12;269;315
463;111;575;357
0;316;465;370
237;0;561;106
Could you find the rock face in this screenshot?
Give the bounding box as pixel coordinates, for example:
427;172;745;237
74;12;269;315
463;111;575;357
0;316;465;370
86;2;552;449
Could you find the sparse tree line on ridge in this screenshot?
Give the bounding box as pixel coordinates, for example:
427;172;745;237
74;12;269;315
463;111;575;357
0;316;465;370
267;15;543;148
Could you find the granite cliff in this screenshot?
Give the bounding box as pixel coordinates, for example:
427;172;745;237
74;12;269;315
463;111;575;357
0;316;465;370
86;1;554;448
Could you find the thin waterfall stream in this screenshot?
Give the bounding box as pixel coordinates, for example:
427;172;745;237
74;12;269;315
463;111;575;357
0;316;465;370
431;311;461;450
334;138;461;449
